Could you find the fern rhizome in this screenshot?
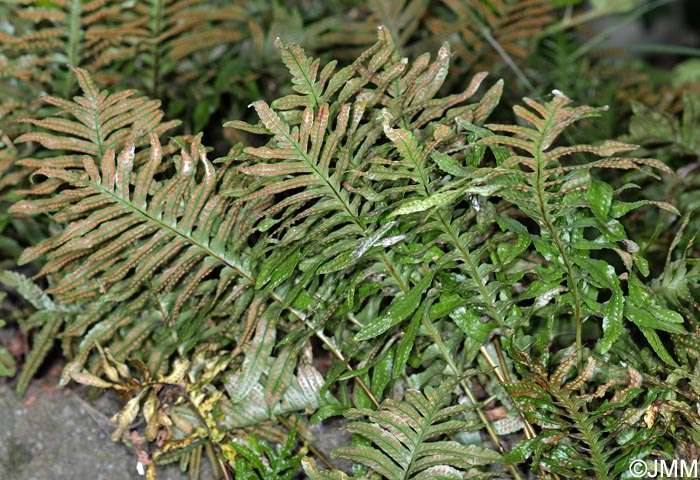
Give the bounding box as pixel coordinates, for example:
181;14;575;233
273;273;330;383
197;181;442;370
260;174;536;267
3;21;696;480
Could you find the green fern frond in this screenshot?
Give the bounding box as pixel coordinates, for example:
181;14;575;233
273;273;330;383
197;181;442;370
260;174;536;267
623;90;700;158
230;28;501;238
230;28;503;341
218;355;329;430
307;377;502;479
0;271;79;395
375;96;504;276
226;424;304;480
475;91;681;361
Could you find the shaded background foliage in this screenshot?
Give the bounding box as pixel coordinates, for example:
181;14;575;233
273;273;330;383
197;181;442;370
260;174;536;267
1;1;700;479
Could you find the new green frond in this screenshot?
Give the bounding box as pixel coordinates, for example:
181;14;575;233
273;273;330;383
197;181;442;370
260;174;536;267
316;378;502;479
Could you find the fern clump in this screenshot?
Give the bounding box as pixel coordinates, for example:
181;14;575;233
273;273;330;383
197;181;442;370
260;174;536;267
2;4;698;480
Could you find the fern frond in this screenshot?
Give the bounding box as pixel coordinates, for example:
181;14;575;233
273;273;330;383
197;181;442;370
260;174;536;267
428;0;555;72
505;347;648;479
265;0;429;65
8;71;275;377
623;91;700;158
475;91;680;360
0;271;79;395
366;79;514;347
232;27;499;238
218;358;328;430
15;131;246;322
1;0;246;90
1;0;252;137
319;378;502;479
226;424;304;480
14;66;178;176
85;0;248;98
231;28;502;319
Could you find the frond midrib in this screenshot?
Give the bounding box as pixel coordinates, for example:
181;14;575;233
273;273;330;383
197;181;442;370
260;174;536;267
532;102;584;368
402;400;444;479
84;175;255;286
274;116;362;231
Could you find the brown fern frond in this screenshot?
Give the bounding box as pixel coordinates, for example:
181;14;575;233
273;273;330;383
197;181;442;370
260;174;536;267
505;347;645;479
10;70;261;333
319;0;430;56
14;67;178;176
15;132;246;320
0;0;251;141
427;0;555;72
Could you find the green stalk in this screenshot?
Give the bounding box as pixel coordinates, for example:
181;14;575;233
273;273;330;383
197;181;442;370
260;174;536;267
421;313;523;480
150;0;165;99
532;112;584;372
65;0;83;97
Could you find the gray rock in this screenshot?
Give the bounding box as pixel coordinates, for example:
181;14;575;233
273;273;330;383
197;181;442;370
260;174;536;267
0;384;213;480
